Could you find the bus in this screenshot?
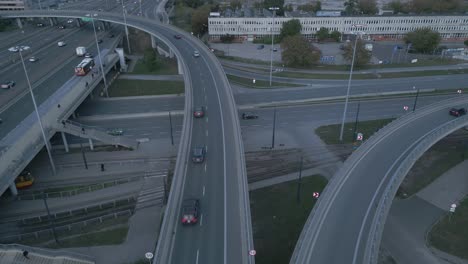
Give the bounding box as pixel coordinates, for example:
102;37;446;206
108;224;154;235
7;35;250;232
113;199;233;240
75;58;95;76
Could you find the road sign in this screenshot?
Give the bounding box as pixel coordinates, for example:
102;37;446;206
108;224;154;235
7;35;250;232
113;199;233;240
403;106;409;111
356;133;363;141
145;252;154;259
313;192;320;198
81;17;92;22
249;250;256;256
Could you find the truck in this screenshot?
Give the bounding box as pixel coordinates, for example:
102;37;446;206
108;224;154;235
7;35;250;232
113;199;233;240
76;46;86;56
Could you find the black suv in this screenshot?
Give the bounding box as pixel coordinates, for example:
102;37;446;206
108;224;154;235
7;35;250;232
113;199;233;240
242;112;258;120
192;146;206;163
449;108;466;117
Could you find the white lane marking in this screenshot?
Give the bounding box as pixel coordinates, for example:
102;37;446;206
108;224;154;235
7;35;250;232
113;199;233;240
206;117;208;123
196;249;200;264
203;186;206;196
204;163;207;172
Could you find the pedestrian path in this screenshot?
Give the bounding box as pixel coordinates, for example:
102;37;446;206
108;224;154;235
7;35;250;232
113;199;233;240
0;244;94;264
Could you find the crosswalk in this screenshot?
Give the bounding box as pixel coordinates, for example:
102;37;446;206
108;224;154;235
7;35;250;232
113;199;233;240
135;170;167;210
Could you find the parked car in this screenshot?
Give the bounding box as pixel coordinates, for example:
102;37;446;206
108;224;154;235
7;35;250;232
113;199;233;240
1;81;15;89
181;199;199;225
193;106;205;118
242;112;258;120
449;108;466;117
28;56;38;62
107;128;124;136
192;146;206;163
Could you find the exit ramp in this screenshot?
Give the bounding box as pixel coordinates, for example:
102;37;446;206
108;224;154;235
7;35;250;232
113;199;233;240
55;120;139;149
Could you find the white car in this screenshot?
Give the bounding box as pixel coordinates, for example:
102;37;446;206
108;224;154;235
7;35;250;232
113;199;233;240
28;56;38;62
193;50;200;57
8;46;19;52
1;81;15;89
57;41;66;47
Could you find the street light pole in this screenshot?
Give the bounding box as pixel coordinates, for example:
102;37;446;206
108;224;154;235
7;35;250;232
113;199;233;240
268;7;279;87
271;107;277;149
121;3;132;54
352;101;361;142
296;155;303;204
339;27;364;142
412;87;420;112
19;48;56;175
87;14;109;97
169;111;174;146
139;0;142;15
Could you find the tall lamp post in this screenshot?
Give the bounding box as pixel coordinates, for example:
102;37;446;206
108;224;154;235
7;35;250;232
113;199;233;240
339;25;365;142
85;13;109;97
268;7;279;87
18;46;56;175
121;2;132;54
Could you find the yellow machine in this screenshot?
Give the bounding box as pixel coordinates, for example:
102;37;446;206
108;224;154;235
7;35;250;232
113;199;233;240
15;170;34;189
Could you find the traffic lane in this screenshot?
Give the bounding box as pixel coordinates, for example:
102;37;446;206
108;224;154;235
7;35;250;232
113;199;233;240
0;31;117;139
0;25;104;108
76;96;185;116
308;107;459;263
0;26;55;59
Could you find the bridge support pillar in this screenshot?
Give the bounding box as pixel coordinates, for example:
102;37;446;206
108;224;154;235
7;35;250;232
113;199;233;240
9;183;17;196
177;57;183;75
49;17;55;26
76;19;82;27
16;18;23;29
72;112;77;119
169;48;174;58
88;138;94;150
115;48;127;72
61;132;69;153
151;35;157;49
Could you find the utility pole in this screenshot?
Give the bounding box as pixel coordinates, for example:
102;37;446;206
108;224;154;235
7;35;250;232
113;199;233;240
169;111;174;146
296;156;303;204
43;195;59;244
271;107;277;149
412;87;420;112
80;142;88;169
352;101;361;142
268;7;279;87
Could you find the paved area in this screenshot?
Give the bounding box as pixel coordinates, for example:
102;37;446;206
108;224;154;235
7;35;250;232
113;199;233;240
416;160;468;211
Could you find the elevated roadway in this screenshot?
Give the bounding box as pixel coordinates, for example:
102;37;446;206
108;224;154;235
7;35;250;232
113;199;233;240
291;94;468;264
0;10;254;264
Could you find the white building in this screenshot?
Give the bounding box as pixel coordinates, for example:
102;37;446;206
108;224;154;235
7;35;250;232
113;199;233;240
208;15;468;41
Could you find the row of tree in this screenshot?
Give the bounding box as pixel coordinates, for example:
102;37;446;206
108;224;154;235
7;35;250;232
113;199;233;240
388;0;465;14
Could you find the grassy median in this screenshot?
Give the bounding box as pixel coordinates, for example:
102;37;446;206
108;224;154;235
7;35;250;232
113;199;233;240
108;79;184;97
132;59;179;75
251;175;328;264
227;74;302;88
429;196;468;260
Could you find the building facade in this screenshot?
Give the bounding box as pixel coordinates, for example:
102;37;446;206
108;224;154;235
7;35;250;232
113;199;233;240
208;15;468;41
0;0;25;10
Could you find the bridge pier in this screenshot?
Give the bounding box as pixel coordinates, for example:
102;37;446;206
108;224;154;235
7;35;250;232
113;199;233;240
72;112;77;119
61;132;69;153
75;19;82;27
88;138;94;150
169;48;174;58
115;48;127;72
177;57;183;75
16;18;22;29
48;17;55;26
151;35;157;49
9;183;17;196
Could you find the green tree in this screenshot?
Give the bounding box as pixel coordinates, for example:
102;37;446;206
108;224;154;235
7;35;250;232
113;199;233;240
342;39;371;67
281;35;321;67
315;1;322;12
464;39;468;47
388;0;409;13
344;0;359;15
230;0;242;9
404;28;441;53
184;0;203;8
358;0;378;14
143;48;159;71
330;30;341;42
279;19;302;41
191;4;211;35
316;27;329;42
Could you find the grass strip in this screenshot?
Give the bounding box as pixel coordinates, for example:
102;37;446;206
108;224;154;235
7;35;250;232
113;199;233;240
109;79;184;97
131;59;179;75
227;74;301;88
429;196;468;260
251;175;328;264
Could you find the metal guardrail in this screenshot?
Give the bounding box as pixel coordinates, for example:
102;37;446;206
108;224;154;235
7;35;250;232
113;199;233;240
365;114;468;264
0;243;95;263
290;94;468;264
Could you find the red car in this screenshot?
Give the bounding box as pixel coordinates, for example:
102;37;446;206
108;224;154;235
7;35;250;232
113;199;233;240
449;108;466;117
174;34;182;39
193;106;205;118
181;199;199;225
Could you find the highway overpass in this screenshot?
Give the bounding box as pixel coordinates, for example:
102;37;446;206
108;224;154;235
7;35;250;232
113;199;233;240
0;10;254;264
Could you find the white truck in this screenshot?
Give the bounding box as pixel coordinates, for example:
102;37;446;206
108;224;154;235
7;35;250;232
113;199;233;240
76;47;86;56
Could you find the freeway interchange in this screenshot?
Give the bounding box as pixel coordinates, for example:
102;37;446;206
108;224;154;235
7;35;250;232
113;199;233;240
1;8;468;264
